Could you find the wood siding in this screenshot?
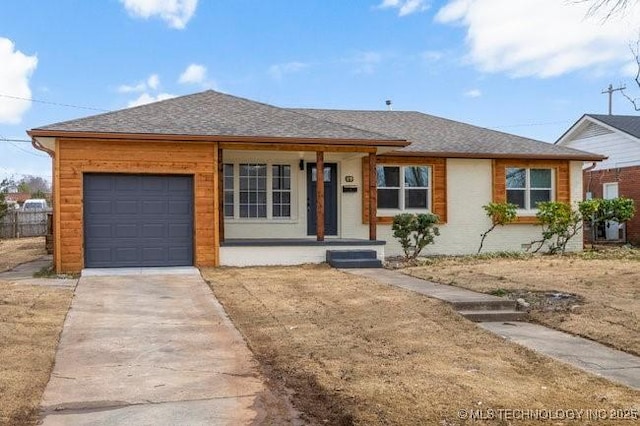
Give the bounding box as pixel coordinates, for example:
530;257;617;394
563;129;640;171
362;156;447;225
54;138;218;273
492;159;570;224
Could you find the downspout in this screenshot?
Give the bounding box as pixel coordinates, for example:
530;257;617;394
30;137;55;157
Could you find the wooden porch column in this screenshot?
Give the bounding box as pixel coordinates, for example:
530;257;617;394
217;147;225;243
368;152;377;240
316;150;325;241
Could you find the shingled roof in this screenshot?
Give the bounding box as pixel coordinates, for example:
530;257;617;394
586;114;640;140
292;109;603;160
30;90;404;145
30;89;603;160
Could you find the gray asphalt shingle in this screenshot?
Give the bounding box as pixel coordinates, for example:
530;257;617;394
587;114;640;140
32;89;603;159
33;90;401;142
292;109;602;159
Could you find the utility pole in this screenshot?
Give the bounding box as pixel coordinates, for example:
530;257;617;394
601;84;626;115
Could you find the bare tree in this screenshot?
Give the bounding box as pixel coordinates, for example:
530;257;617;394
621;38;640;110
574;0;638;19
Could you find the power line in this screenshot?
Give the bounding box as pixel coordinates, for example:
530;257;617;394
0;93;110;112
491;119;571;129
0;138;33;143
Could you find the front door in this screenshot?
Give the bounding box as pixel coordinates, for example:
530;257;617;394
307;163;338;236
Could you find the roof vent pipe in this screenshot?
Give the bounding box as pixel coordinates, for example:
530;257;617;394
385;100;392;111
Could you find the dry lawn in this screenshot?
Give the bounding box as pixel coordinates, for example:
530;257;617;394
0;237;47;272
404;251;640;356
0;237;71;425
203;265;640;425
0;282;73;425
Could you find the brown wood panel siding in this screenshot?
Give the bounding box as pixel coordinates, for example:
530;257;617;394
56;138;219;273
362;156;447;224
492;159;570;224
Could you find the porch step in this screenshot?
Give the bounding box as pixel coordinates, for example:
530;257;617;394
459;310;528;322
326;250;382;268
450;299;518;312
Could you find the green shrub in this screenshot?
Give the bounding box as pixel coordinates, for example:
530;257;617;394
392;213;440;260
478;202;518;254
531;202;582;255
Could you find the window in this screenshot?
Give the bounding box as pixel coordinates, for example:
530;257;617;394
239;163;267;218
224;163;293;220
377;165;431;210
506;168;553;210
272;165;291;218
223;164;234;218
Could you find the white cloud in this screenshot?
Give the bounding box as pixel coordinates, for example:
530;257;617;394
268;62;308;80
178;64;207;84
127;92;176;107
349;51;383;74
118;73;161;93
147;74;160;90
0;38;37;124
120;0;198;29
464;89;482;98
435;0;640;78
177;64;216;89
378;0;428;16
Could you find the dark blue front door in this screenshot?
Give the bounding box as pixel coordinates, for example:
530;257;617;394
307;163;338;236
83;174;193;268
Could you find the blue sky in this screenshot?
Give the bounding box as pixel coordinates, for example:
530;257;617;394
2;0;640;183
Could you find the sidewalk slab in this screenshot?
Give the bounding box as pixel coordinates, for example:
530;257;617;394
0;255;77;289
481;321;640;390
348;268;509;304
349;267;640;391
39;271;267;425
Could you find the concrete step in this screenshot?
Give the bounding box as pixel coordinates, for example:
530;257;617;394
329;258;383;269
459;310;528;322
451;299;518;312
326;249;378;262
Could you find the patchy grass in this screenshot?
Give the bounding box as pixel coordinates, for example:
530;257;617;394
0;282;73;425
0;237;47;272
203;265;640;425
404;251;640;356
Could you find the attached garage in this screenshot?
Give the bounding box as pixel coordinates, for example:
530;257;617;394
84;174;194;268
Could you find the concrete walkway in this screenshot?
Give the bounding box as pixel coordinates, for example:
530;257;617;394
39;268;269;425
0;255;77;288
347;268;640;391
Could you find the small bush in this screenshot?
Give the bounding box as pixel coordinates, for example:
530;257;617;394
392;213;440;260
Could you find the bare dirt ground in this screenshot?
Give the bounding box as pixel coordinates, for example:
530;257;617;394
0;237;73;425
404;249;640;357
203;265;640;425
0;237;47;273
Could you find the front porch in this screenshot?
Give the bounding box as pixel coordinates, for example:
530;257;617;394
219;238;386;266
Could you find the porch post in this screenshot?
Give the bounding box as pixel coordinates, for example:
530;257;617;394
368;152;377;240
218;147;225;243
316;150;325;241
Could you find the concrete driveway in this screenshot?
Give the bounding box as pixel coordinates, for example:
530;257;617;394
40;268;268;425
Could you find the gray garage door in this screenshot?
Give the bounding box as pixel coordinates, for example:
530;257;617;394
84;174;194;268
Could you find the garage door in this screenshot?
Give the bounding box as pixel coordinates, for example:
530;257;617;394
84;174;193;268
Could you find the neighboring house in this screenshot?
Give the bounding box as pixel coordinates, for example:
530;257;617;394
5;192;31;206
28;90;602;273
557;114;640;244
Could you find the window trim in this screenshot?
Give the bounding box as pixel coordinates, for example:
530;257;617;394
493;159;570;224
506;167;554;212
376;164;433;214
223;162;297;222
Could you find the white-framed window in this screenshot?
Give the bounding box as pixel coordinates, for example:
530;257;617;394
377;165;431;211
506;168;553;210
224;163;294;220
